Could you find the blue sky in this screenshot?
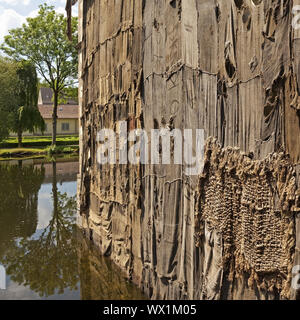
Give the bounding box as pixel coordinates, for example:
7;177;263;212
0;0;78;43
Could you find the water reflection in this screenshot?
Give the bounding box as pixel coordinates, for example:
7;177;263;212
78;232;146;300
0;162;44;254
0;159;145;300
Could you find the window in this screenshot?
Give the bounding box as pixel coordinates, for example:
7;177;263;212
62;123;70;131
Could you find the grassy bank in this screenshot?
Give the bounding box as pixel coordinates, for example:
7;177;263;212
0;135;79;160
0;135;79;148
0;148;45;157
0;146;79;159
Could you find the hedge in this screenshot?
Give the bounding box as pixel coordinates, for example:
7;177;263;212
0;139;79;149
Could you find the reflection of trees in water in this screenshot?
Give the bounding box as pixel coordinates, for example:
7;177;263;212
0;161;79;298
3;191;78;297
0;163;45;249
0;161;145;299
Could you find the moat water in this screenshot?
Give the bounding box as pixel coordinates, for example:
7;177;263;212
0;157;145;300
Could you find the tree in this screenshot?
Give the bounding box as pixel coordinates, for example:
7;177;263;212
0;112;8;143
14;61;45;147
0;57;45;147
0;57;18;142
1;4;78;146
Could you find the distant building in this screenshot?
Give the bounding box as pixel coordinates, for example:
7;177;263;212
38;87;78;106
10;88;79;137
37;87;79;135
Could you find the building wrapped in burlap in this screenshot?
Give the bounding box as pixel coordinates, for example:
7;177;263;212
76;0;300;299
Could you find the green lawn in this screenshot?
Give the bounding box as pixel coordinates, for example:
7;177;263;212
0;144;79;160
0;135;79;149
0;135;80;159
3;135;79;144
5;135;79;142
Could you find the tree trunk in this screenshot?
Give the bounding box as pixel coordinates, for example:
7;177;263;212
17;128;23;148
51;161;59;243
52;161;58;211
52;90;58;146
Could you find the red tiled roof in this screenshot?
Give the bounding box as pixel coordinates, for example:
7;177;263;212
38;105;79;119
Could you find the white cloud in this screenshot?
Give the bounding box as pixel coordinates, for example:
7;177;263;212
55;6;66;16
0;7;26;43
0;1;78;43
37;202;53;230
47;0;66;5
51;5;78;17
0;0;31;6
27;8;39;18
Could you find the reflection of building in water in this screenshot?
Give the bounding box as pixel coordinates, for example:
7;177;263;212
77;231;146;300
1;159;79;184
35;159;79;183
